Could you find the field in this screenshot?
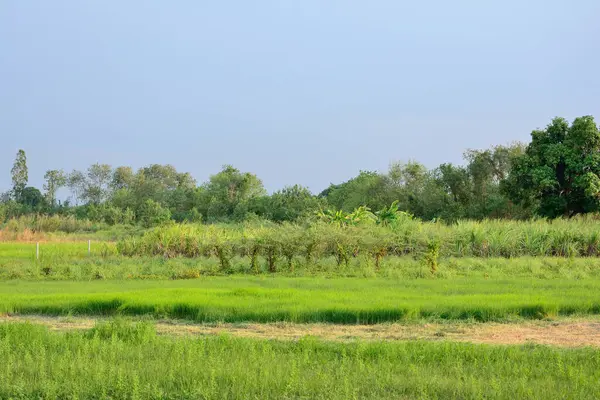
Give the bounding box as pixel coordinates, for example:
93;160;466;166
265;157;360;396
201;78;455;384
2;277;600;323
1;321;600;399
2;221;600;398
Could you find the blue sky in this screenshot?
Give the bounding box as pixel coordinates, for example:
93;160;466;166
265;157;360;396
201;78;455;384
1;1;599;194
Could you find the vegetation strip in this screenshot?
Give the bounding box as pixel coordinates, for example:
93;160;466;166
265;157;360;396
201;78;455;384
3;315;600;347
2;277;600;323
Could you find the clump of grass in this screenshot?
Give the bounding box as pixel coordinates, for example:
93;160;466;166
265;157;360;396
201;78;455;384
86;318;156;343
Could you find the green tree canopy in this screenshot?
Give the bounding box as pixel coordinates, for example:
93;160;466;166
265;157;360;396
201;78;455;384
504;116;600;218
11;150;28;202
199;165;266;222
43;169;66;207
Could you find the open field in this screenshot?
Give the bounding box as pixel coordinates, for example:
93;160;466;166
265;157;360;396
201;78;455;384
1;277;600;323
1;321;599;399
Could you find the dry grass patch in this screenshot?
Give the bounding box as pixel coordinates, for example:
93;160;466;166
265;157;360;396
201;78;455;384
2;315;600;347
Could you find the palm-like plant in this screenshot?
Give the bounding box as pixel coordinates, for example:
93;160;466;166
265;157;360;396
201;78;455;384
346;206;375;226
317;209;348;227
375;201;400;226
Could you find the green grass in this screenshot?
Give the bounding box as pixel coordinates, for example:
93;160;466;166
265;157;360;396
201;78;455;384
2;242;600;280
2;277;600;323
0;321;599;399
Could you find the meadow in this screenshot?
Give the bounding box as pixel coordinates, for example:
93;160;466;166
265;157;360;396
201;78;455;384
1;321;599;399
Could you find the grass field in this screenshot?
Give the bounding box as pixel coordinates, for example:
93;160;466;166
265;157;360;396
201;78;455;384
1;321;599;399
3;232;600;398
1;277;600;323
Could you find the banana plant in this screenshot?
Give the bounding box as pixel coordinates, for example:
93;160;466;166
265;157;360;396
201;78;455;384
375;201;412;226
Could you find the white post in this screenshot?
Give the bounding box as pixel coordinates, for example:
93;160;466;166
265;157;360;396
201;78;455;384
88;240;91;256
36;242;39;260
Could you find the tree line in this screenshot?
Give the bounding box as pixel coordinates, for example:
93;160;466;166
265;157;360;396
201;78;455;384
2;116;599;226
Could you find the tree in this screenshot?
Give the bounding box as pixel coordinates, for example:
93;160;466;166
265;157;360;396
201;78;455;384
68;164;113;204
199;165;266;221
67;170;86;205
43;169;67;207
138;199;172;227
504;116;600;218
111;166;135;191
85;163;113;204
20;187;45;209
260;185;323;222
320;171;391;212
11;150;28;202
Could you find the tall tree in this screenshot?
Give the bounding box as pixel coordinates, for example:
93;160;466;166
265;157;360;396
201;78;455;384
111;166;135;191
67;170;86;205
67;164;113;205
199;165;266;221
10;150;28;202
85;164;113;204
43;169;66;207
504;116;600;218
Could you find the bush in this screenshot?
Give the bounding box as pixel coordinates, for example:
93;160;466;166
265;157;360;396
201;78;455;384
138;200;171;228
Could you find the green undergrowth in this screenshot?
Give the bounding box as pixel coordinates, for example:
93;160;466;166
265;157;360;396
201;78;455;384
0;321;599;399
2;277;600;323
2;240;600;280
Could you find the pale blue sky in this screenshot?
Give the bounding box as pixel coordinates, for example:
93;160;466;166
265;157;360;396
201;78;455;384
1;1;599;194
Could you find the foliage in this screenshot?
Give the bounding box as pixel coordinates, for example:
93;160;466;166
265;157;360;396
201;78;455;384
20;187;45;209
253;185;324;222
115;215;600;265
504;116;600;218
2;116;599;225
43;169;66;207
10;149;28;202
137;199;172;228
197;165;266;222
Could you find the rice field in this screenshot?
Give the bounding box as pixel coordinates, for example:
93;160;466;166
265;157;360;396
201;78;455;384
1;277;599;323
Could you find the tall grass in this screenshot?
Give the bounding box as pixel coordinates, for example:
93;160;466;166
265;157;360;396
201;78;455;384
2;244;600;280
116;217;600;264
0;321;599;399
2;277;600;323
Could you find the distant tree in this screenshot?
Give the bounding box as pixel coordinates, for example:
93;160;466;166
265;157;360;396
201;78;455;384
263;185;323;222
11;150;28;202
68;164;113;204
67;170;86;205
199;165;266;221
111;166;135;191
43;169;67;207
125;164;197;208
138;199;172;227
20;187;45;209
504;116;600;218
85;163;113;204
321;171;390;212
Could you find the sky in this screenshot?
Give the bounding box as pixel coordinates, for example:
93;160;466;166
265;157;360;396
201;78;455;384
1;1;599;195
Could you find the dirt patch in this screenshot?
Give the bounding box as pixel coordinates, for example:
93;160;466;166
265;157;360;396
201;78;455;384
2;315;600;347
